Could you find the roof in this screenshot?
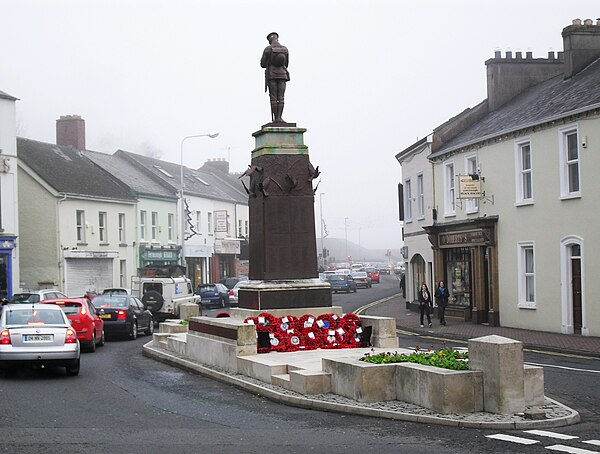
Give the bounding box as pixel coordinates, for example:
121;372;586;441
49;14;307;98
17;138;136;202
430;57;600;158
0;90;17;101
117;150;248;205
83;149;177;200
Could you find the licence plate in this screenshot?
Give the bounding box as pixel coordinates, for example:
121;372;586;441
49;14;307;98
99;314;112;319
201;299;210;303
23;334;53;342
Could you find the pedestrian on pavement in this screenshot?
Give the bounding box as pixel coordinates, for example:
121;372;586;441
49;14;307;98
434;281;449;326
399;273;405;298
418;283;433;327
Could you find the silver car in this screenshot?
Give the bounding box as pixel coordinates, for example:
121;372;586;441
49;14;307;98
0;303;81;375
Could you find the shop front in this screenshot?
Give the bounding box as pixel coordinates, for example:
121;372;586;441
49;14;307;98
211;239;241;283
184;244;213;289
424;217;498;325
0;236;16;300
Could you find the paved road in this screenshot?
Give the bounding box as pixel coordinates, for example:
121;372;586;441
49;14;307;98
0;274;597;453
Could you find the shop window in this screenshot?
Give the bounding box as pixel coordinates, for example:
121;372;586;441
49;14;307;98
445;247;471;307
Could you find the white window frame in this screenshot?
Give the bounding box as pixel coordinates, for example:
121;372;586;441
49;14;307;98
119;259;127;288
98;212;107;244
244;220;249;237
514;139;533;205
151;211;159;241
238;219;243;237
207;212;213;235
464;154;479;213
444;161;456;216
403;178;412;223
517;241;536;309
195;211;202;234
168;213;174;241
559;125;581;199
118;213;126;244
140;210;147;242
76;210;86;243
416;173;425;220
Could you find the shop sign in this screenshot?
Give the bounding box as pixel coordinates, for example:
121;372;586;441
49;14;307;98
439;230;488;247
184;244;213;258
63;250;119;258
142;250;177;261
458;175;483;199
215;210;228;233
214;239;240;254
0;240;14;249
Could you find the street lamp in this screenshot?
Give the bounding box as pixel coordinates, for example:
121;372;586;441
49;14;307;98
180;132;219;268
319;193;325;265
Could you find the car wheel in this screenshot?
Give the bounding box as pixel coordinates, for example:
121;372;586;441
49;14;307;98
66;359;80;376
88;332;96;353
129;321;138;340
98;330;105;347
145;318;154;336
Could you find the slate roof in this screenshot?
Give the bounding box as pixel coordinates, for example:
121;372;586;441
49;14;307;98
0;90;17;101
17;138;136;201
117;151;248;205
431;57;600;158
83;149;177;200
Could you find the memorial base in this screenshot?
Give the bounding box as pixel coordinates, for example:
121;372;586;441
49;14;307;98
238;279;332;311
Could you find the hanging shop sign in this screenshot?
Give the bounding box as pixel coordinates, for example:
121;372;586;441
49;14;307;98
458;175;483;199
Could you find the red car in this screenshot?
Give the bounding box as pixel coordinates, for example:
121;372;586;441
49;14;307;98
43;298;105;352
365;268;380;284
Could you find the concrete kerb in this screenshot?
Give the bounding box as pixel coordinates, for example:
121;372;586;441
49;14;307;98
142;340;580;429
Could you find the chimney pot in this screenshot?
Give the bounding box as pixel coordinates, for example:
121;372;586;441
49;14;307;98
506;50;513;59
494;50;501;58
548;51;555;59
515;51;523;60
573;18;582;26
526;51;533;59
557;51;564;60
583;18;593;26
597;18;600;26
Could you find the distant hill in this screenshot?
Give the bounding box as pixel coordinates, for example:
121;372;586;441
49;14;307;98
317;237;403;265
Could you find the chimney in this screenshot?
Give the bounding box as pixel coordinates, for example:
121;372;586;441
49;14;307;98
201;158;230;174
56;115;86;150
562;18;600;78
485;49;564;111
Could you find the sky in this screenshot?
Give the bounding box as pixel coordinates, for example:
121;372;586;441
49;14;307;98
1;0;598;250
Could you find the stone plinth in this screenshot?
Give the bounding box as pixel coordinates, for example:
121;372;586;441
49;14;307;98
359;315;399;348
468;335;525;414
524;365;545;407
238;279;331;310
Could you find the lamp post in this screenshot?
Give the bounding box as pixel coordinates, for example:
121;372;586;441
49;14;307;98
319;193;325;266
180;133;219;269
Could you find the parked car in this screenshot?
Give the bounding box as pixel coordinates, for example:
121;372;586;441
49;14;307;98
0;303;80;375
219;277;241;290
351;271;372;289
11;289;68;303
229;280;249;306
365;267;380;284
196;283;230;308
329;275;357;293
394;262;405;275
42;297;105;352
102;287;130;295
92;295;153;340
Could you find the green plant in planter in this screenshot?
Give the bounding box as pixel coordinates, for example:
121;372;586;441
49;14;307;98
359;347;469;371
179;319;189;325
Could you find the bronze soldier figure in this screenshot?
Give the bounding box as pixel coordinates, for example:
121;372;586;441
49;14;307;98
261;32;290;123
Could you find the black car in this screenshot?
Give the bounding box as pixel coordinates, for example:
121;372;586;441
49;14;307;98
92;295;154;340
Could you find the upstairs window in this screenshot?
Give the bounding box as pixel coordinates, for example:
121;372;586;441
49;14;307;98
168;213;174;241
444;162;455;216
465;155;479;213
151;211;158;241
76;210;86;243
207;212;213;234
416;173;424;219
140;210;147;241
559;126;580;198
403;179;412;222
98;212;107;243
515;140;533;204
118;213;126;244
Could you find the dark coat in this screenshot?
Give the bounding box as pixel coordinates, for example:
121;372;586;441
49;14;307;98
435;286;449;307
418;290;432;307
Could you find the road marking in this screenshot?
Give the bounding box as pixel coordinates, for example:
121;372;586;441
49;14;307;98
525;362;600;374
524;430;578;440
546;444;599;453
583;441;600;447
485;434;539;445
354;293;402;315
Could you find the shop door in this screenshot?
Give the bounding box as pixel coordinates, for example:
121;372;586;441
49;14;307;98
0;254;9;300
571;258;582;333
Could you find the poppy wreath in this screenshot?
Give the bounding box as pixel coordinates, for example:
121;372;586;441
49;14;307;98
315;313;338;332
256;312;279;333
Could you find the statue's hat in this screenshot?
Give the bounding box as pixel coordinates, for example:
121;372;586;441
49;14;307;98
267;32;279;41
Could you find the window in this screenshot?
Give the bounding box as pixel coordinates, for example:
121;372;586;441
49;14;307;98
207;212;213;234
76;210;86;243
238;219;243;237
151;211;158;241
118;213;126;244
559;127;580;198
119;260;127;288
403;179;412;222
515;140;533;204
444;162;455;216
195;211;201;234
140;210;147;241
465;155;479;212
416;173;424;219
99;212;107;243
244;220;249;237
168;213;174;241
517;242;536;308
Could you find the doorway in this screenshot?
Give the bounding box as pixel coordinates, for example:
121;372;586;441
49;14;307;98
571;245;582;333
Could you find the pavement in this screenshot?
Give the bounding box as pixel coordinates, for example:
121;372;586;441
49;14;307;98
143;292;597;429
363;293;600;358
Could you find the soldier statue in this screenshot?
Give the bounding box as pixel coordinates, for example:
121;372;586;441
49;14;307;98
261;32;290;123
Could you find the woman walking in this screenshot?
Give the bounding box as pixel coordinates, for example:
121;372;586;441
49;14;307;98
418;283;433;327
434;281;449;326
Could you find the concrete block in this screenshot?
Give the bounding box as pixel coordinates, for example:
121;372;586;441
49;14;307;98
359;315;399;348
237;355;288;383
159;321;188;334
468;335;525;414
396;363;483;414
271;373;291;388
166;335;187;356
524;365;545;407
178;303;200;320
289;369;332;395
322;357;396;403
188;316;257;348
186;332;242;373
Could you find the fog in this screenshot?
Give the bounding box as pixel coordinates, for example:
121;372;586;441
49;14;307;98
1;0;596;249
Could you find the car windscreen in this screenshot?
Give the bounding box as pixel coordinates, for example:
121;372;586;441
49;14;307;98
329;276;344;282
50;302;82;315
352;272;367;278
12;293;40;303
93;296;130;308
199;285;217;292
6;308;66;325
